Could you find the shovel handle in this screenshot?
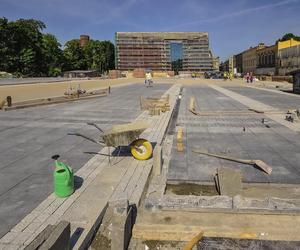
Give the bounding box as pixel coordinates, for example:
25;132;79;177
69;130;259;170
192;149;272;175
192;149;251;164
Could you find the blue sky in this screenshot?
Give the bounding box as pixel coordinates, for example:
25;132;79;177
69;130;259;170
1;0;300;61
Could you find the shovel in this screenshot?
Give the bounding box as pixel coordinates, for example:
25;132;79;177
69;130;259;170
192;149;272;175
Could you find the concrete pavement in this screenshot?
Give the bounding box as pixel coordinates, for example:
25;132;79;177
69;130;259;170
168;84;300;184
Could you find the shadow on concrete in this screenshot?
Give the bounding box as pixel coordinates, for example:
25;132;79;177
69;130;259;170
70;227;84;249
74;176;83;190
281;89;296;94
111;146;131;157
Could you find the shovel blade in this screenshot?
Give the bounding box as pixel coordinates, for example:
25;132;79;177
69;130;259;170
254;160;272;175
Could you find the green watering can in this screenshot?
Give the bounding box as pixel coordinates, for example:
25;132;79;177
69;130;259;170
52;155;74;198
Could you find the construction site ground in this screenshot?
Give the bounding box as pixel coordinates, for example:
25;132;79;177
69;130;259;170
168;85;300;184
1;77;300;249
0;82;171;238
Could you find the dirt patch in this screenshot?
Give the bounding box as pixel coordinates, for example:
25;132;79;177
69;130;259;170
136;238;300;250
90;206;113;250
143;240;185;250
166;183;218;196
91;234;111;250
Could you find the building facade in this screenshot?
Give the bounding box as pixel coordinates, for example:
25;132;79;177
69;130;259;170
256;45;276;75
234;53;243;74
212;57;220;71
115;32;213;72
278;45;300;75
79;35;90;47
290;69;300;93
221;57;234;72
277;38;300;50
242;43;265;74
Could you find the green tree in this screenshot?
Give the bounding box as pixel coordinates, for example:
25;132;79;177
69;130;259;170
277;33;300;43
42;33;63;76
0;17;115;76
0;18;11;72
82;40;114;74
102;40;115;72
63;39;87;71
19;48;36;76
0;17;46;76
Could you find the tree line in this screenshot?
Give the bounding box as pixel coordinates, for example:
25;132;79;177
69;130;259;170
0;17;115;77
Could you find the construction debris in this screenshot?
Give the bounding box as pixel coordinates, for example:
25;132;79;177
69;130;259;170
64;84;86;97
64;84;109;98
182;231;204;250
192;149;272;175
140;94;170;113
285;109;300;122
148;107;161;116
3;87;108;111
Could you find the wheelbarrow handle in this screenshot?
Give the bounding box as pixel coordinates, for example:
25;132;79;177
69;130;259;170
87;122;104;133
68;132;105;145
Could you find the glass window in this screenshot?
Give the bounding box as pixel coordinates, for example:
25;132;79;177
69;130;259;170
170;42;183;74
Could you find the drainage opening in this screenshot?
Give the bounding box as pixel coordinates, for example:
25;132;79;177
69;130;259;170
165;183;218;196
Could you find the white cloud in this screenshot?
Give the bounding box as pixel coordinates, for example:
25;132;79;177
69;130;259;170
161;0;299;31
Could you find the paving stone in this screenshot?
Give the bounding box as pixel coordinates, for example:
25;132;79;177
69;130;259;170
168;85;300;184
0;232;19;244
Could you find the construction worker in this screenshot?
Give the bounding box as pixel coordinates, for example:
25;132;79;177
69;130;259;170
145;72;153;86
223;72;228;81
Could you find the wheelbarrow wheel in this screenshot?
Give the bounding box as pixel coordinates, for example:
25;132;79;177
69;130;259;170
130;139;153;160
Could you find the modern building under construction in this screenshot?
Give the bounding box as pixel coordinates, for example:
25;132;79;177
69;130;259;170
115;32;213;72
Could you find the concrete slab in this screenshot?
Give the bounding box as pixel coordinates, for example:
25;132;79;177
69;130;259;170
167;86;300;184
226;86;300;110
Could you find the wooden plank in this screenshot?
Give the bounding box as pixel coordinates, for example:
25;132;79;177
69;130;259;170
182;231;204;250
24;225;55;250
133;210;300;241
109;158;138;201
39;221;70;250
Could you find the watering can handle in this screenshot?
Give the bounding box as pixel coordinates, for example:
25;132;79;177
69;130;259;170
52;154;60;160
55;160;72;184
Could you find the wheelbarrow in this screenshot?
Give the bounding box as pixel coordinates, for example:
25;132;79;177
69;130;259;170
68;121;153;160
